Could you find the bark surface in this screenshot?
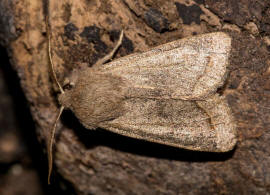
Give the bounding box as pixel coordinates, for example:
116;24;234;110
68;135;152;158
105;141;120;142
1;0;270;194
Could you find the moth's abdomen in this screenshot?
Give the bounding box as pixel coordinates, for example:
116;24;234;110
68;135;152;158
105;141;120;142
59;69;127;129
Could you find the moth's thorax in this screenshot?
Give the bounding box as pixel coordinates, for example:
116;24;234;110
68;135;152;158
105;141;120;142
59;68;127;129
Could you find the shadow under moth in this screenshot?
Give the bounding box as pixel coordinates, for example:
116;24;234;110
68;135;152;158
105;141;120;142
46;19;237;183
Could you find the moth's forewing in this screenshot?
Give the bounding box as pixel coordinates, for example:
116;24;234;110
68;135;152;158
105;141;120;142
196;95;237;152
99;94;236;152
97;32;236;152
100;32;231;100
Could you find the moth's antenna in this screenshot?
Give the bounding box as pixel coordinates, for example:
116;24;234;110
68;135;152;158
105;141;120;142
46;16;64;94
46;16;65;184
48;105;64;184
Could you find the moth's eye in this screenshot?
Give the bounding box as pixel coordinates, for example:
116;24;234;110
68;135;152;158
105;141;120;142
63;82;74;90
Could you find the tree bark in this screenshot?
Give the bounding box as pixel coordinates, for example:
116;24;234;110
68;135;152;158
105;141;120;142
1;0;270;194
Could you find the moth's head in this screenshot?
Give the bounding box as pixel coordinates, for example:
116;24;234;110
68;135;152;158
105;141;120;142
57;66;89;108
57;72;79;109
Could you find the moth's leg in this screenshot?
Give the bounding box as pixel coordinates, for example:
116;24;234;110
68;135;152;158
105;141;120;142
195;94;237;152
93;30;124;67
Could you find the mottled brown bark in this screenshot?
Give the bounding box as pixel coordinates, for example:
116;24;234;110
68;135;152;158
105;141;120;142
0;0;270;194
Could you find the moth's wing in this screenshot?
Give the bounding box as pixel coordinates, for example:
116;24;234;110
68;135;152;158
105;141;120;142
100;32;231;99
99;94;237;152
97;32;236;151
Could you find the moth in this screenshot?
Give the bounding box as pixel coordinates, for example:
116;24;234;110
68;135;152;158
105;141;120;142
46;19;237;183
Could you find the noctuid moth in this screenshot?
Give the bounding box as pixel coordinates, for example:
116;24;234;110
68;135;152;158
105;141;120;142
46;18;237;183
